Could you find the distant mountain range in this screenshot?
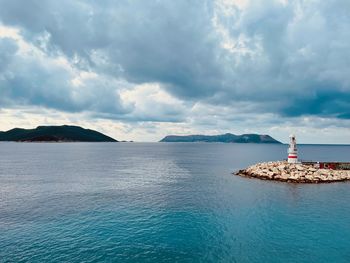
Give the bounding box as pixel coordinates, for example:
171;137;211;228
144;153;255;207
160;133;281;144
0;125;117;142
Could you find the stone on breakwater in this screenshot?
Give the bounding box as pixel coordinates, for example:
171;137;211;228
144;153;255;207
236;161;350;183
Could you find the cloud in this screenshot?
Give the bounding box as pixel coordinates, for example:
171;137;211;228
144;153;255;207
0;24;128;115
0;0;349;142
209;0;350;117
0;0;221;95
119;83;189;122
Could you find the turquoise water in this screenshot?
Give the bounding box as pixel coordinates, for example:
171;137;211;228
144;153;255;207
1;143;350;262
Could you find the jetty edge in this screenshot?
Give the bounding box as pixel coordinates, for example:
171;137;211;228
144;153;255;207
235;161;350;183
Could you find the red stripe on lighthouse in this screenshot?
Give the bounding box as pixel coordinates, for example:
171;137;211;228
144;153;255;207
288;156;297;158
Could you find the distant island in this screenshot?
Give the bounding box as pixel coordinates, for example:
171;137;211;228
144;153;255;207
160;133;281;144
0;125;117;142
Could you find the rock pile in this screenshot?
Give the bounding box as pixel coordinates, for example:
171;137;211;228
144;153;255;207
236;161;350;183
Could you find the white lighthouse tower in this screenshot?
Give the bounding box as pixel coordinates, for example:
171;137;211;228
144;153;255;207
288;134;298;163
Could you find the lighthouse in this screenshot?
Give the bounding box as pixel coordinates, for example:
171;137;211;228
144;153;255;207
288;134;298;163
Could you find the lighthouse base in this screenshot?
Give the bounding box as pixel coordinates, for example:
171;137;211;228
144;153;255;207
288;151;298;163
288;157;298;164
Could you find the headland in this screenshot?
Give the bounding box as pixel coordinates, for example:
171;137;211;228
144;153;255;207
0;125;117;142
160;133;281;143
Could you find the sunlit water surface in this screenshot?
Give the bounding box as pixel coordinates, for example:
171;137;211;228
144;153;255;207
1;143;350;262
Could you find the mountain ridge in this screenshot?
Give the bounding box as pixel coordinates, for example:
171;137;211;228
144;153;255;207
0;125;117;142
160;133;281;144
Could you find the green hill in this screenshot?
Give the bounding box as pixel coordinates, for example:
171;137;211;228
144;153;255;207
160;133;281;144
0;125;117;142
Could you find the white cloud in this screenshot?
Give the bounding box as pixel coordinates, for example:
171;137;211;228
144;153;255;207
119;83;189;122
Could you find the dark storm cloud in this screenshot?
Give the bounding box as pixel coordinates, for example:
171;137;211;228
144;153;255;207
0;0;350;120
281;87;350;118
220;0;350;118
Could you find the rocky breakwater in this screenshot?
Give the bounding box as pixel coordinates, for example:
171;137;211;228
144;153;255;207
236;161;350;183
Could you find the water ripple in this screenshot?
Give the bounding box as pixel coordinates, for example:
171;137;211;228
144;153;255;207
1;143;350;262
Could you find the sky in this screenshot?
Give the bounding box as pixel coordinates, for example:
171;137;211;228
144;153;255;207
0;0;349;144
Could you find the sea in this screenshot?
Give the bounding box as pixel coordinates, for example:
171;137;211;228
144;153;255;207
1;142;350;263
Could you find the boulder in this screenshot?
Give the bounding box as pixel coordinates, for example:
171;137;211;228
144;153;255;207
277;165;286;170
235;161;350;183
296;165;305;171
280;173;290;180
